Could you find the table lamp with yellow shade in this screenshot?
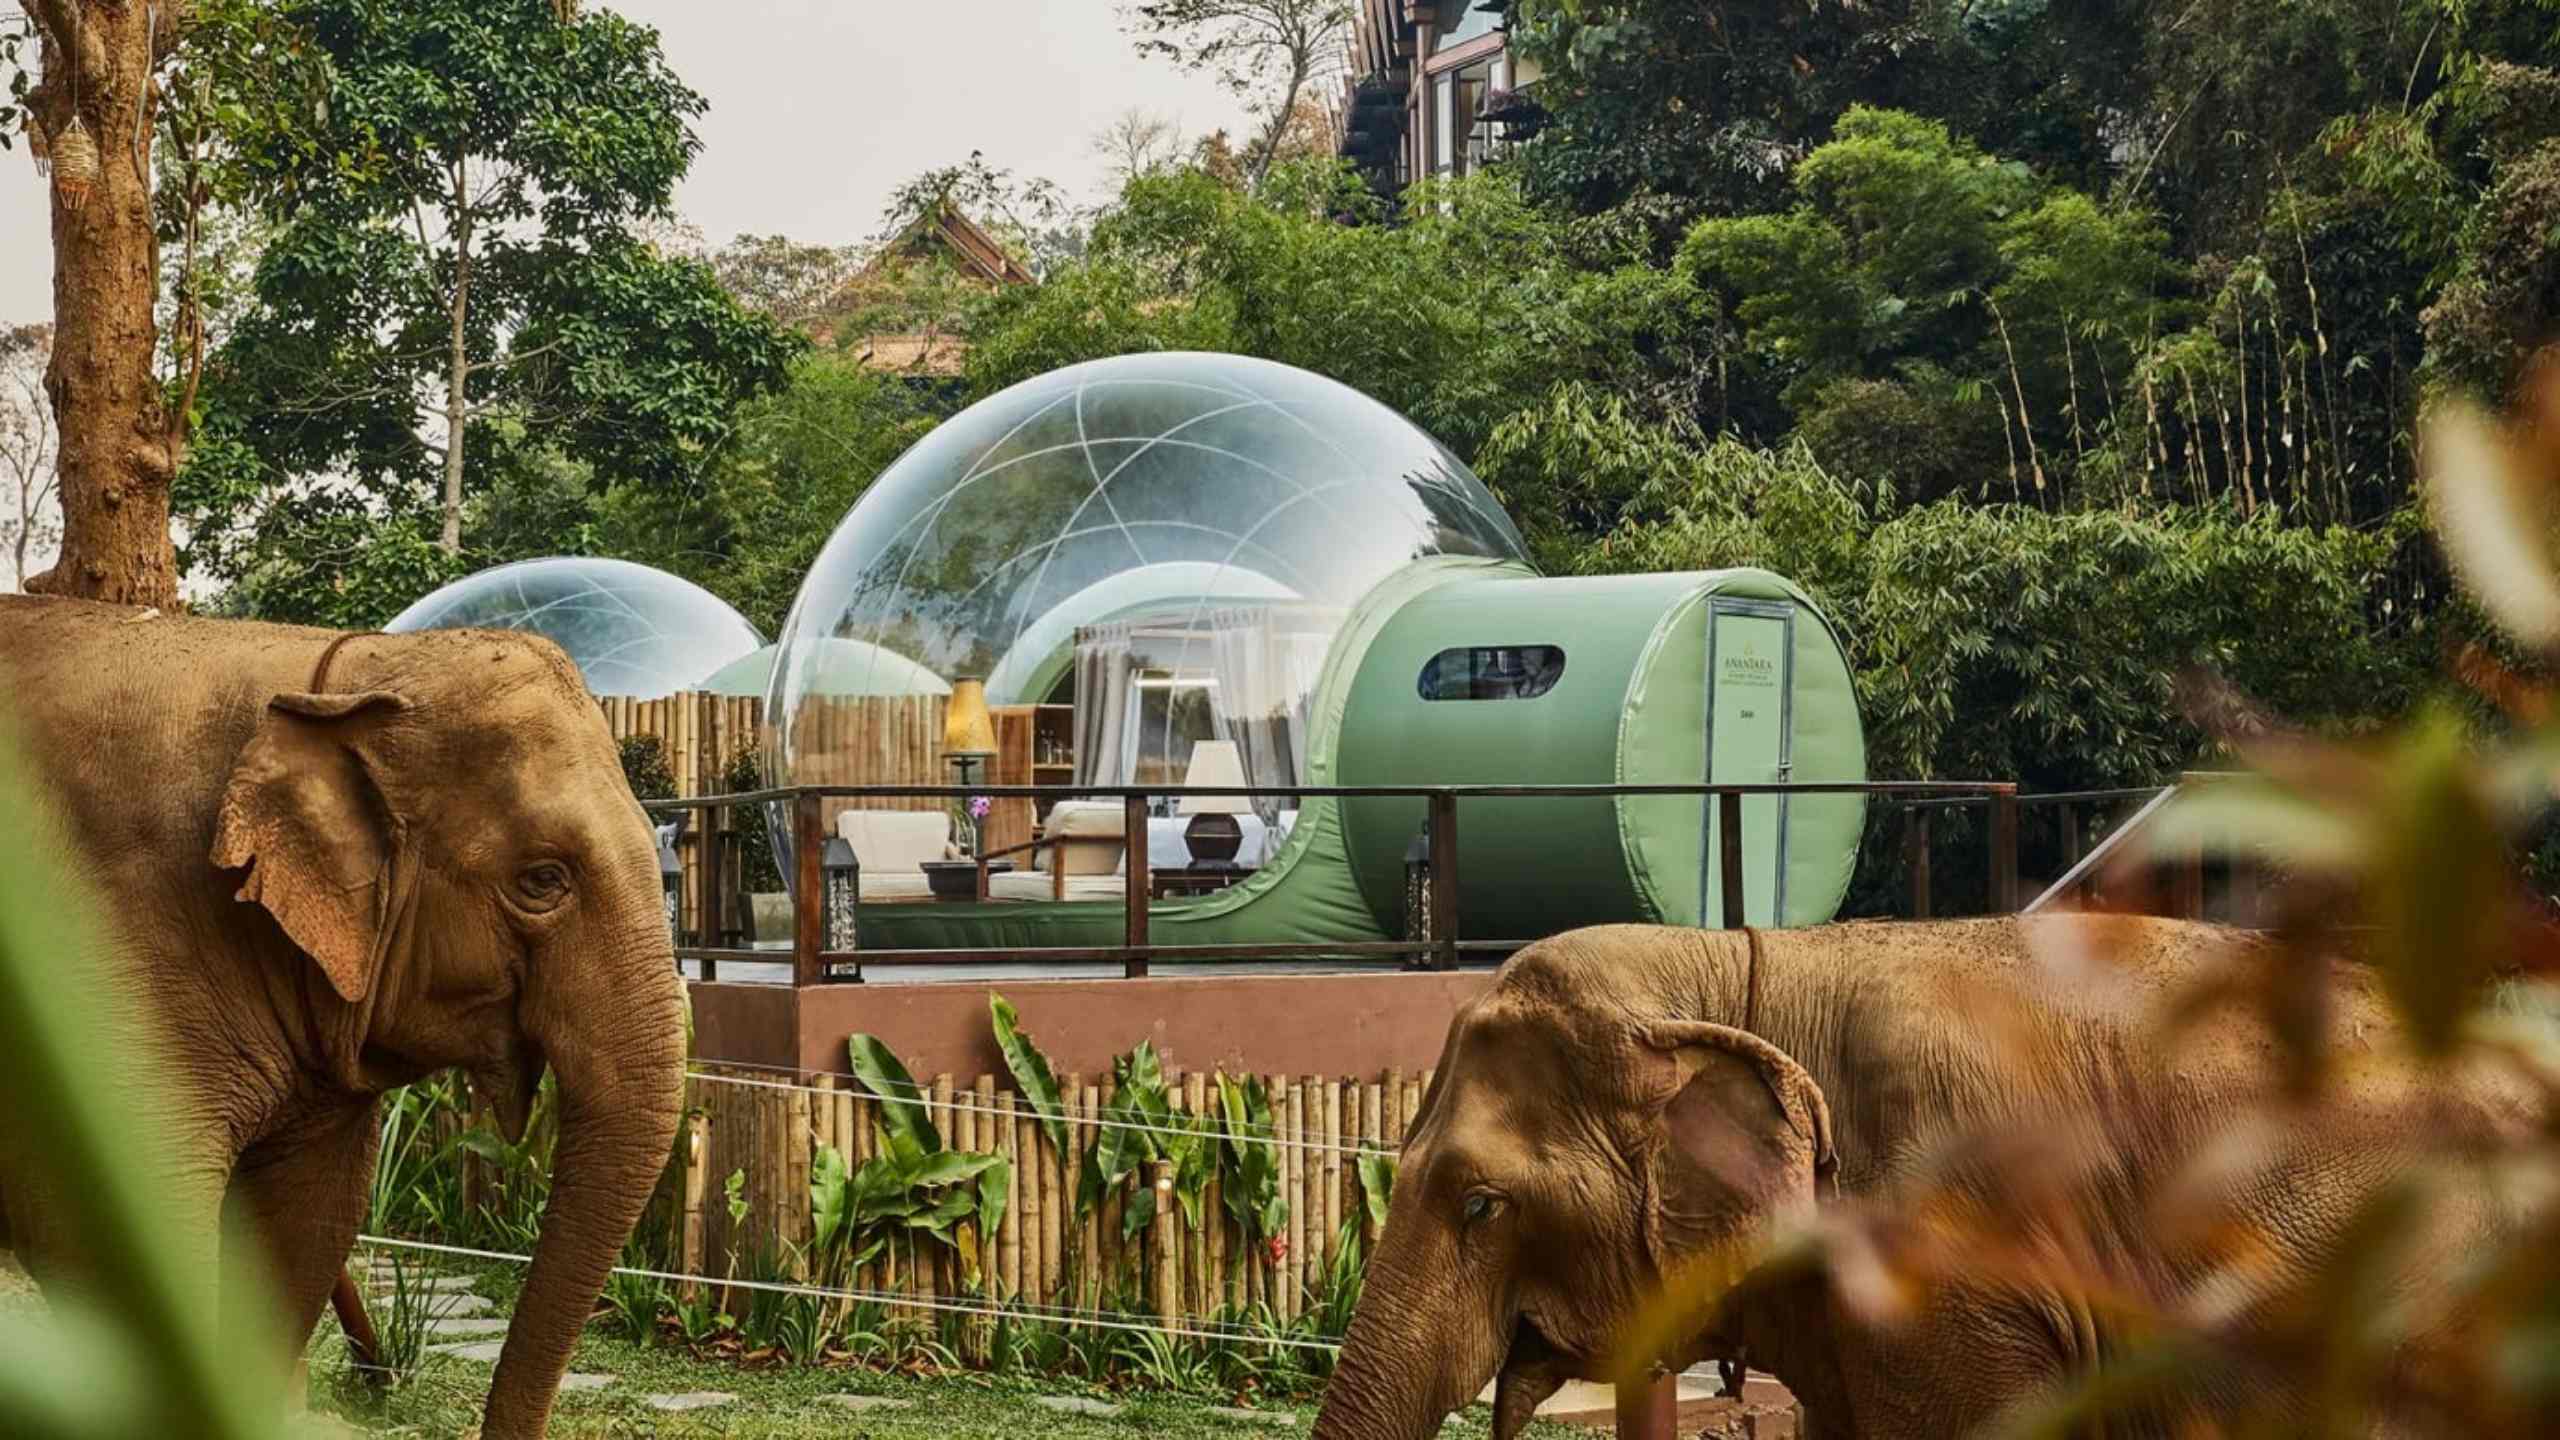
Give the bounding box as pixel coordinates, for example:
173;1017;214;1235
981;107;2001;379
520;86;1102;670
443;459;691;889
943;676;997;785
942;677;997;857
1177;739;1251;865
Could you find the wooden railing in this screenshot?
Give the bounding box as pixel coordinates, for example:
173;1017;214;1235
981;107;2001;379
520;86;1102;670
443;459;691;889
1897;786;2173;919
644;780;2028;985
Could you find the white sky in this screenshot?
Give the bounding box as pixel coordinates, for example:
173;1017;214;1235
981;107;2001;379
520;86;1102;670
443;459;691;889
0;0;1254;321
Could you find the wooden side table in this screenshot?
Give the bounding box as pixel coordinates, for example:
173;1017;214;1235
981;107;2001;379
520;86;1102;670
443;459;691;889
1150;864;1253;899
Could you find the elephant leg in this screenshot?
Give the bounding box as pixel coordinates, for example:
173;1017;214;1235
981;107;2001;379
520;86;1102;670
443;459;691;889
223;1098;384;1384
7;1116;233;1312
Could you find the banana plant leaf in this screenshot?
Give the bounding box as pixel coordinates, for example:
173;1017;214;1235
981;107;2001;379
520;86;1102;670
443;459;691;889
976;1158;1011;1241
911;1150;1003;1188
1358;1152;1397;1229
847;1033;941;1153
811;1144;851;1250
1218;1072;1287;1242
991;993;1068;1155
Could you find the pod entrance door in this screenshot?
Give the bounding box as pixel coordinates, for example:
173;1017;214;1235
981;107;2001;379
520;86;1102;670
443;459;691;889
1701;599;1795;927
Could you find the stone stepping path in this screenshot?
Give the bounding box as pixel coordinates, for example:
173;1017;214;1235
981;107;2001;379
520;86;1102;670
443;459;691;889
1035;1395;1123;1418
1210;1406;1299;1427
418;1335;615;1394
361;1269;612;1396
644;1392;737;1413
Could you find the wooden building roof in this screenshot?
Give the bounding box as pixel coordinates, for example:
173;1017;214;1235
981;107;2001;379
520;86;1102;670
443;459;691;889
866;204;1038;289
811;204;1036;378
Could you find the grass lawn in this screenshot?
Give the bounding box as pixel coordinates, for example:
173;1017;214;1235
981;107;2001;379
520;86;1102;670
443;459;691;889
8;1251;1585;1436
303;1330;1570;1438
287;1261;1584;1439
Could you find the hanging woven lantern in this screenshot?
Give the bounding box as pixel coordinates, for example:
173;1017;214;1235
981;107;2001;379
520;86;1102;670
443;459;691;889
26;115;48;178
51;115;99;213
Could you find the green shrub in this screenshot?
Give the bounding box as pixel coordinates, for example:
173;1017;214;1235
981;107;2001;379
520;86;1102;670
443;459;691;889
722;745;783;894
620;734;678;802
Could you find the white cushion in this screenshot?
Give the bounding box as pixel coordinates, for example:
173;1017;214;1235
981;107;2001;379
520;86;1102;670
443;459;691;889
857;872;937;901
835;809;952;874
988;871;1128;903
1038;801;1127;875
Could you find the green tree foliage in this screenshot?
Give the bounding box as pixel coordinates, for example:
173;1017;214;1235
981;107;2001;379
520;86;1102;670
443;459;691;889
1503;0;2128;216
1508;0;2560;524
652;353;945;635
619;735;678;802
970;163;1704;468
2427;143;2560;401
1569;405;2420;787
1679;109;2181;505
147;0;2510;806
705;234;864;329
177;0;796;616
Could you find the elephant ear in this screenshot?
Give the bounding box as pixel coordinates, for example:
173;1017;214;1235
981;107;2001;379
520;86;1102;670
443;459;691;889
210;690;410;1004
1633;1021;1836;1260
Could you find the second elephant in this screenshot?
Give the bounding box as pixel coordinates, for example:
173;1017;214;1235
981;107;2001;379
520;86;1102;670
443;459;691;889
1315;916;2542;1440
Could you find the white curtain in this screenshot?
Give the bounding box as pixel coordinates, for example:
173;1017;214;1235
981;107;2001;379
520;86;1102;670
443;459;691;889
1076;607;1340;819
1073;637;1135;789
1204;607;1338;824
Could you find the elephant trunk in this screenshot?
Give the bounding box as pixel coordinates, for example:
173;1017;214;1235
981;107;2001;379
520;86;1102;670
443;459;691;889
477;945;684;1440
1313;1234;1501;1440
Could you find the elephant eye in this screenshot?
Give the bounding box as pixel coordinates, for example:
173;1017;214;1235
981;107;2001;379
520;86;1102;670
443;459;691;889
1462;1192;1501;1225
514;862;572;909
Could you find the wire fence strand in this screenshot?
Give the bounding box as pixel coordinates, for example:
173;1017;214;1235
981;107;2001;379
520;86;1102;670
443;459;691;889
350;1235;1348;1353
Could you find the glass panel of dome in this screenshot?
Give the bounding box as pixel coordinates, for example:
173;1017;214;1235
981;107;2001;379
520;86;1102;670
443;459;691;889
770;353;1528;840
386;557;762;700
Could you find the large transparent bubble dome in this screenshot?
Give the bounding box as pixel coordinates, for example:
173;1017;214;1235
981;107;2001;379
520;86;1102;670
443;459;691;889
386;557;763;699
770;352;1529;800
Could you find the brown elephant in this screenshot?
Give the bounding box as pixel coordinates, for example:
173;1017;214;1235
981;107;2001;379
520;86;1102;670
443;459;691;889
0;596;685;1439
1313;917;2540;1440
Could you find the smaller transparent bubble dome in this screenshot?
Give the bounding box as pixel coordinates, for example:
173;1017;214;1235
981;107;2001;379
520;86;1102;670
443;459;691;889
770;352;1529;809
386;557;763;700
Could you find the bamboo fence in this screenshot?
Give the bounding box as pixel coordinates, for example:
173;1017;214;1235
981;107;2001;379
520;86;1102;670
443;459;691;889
670;1064;1429;1332
597;693;767;806
601;692;951;927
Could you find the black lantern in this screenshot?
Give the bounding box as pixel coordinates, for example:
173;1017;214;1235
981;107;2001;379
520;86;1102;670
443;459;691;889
658;824;683;944
1402;823;1432;946
822;835;859;952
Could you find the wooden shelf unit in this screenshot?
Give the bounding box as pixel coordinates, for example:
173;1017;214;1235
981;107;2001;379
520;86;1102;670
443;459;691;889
985;704;1076;857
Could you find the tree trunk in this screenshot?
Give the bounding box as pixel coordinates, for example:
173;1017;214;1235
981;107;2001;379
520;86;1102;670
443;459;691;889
26;0;181;609
1248;56;1313;189
440;169;473;555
